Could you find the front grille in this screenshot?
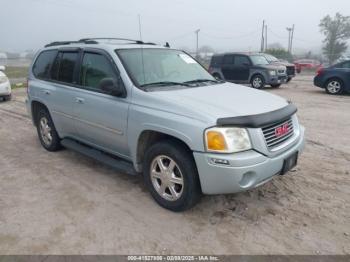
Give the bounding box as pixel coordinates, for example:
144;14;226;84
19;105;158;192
287;66;295;76
262;118;294;150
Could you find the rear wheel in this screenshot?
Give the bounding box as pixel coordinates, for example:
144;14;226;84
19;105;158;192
36;108;62;151
143;140;201;212
325;79;344;95
251;75;265;89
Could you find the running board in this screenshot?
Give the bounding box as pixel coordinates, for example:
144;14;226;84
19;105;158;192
61;138;138;176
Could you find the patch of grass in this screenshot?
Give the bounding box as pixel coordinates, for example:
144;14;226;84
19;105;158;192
11;82;27;90
4;66;29;79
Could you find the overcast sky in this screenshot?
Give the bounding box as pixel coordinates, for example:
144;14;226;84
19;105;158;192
1;0;350;53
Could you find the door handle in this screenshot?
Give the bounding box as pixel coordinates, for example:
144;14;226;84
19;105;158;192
42;90;51;95
75;97;85;104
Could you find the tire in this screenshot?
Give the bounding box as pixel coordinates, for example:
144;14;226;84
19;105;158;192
251;74;265;89
213;73;222;80
286;77;292;83
36;108;62;151
143;140;201;212
271;84;281;88
325;78;344;95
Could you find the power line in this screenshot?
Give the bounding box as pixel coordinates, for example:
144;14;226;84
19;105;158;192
200;29;260;40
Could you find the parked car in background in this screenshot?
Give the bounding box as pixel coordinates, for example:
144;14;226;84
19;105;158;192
0;66;11;101
209;53;288;89
314;60;350;95
26;38;305;211
261;54;296;82
294;59;321;73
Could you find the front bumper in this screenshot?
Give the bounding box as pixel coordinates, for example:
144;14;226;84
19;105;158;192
266;75;287;85
0;81;11;96
193;125;305;195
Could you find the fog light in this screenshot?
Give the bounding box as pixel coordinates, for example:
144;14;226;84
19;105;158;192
209;158;230;166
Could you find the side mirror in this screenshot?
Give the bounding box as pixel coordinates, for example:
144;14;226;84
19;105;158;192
99;77;125;97
0;66;5;71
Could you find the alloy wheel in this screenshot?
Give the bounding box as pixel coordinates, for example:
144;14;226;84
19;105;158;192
150;155;184;201
39;117;53;146
327;81;341;94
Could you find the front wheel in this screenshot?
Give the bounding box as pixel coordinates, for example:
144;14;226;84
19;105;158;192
143;140;201;212
251;75;265;89
325;79;344;95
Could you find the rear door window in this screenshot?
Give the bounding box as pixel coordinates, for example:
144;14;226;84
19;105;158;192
223;55;234;65
32;50;57;79
57;52;79;84
234;55;250;66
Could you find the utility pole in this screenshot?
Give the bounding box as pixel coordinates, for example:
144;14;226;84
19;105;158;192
265;24;268;51
261;20;265;52
290;24;295;54
286;27;292;53
195;29;200;58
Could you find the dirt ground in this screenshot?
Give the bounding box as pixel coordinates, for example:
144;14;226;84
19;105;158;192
0;75;349;255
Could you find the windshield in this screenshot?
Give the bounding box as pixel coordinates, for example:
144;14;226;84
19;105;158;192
250;55;270;65
116;48;215;88
264;54;279;63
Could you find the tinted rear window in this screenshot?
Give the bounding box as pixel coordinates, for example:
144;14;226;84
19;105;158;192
210;56;223;67
57;52;79;84
33;50;57;79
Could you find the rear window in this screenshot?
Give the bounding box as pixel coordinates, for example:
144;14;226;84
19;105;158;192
210;56;223;67
32;50;57;79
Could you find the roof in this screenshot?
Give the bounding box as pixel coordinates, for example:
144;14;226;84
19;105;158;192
213;52;264;57
43;38;168;50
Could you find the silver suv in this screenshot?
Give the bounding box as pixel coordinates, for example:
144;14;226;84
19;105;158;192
26;38;305;211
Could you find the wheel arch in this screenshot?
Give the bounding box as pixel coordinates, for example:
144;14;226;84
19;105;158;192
135;129;194;173
249;72;266;83
31;100;50;126
323;76;344;88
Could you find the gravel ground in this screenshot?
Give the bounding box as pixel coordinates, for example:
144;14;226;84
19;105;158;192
0;75;349;255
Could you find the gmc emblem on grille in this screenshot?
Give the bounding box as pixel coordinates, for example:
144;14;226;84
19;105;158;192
275;124;289;137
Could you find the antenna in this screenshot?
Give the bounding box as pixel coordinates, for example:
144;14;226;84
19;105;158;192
138;14;143;41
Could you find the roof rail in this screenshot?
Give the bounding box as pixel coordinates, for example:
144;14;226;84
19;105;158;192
79;38;157;45
45;38;157;48
44;39;98;47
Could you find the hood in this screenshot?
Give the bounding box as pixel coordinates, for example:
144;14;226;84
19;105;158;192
141;82;289;125
270;61;295;67
259;64;286;71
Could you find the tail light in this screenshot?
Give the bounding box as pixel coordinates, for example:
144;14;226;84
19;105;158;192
316;67;324;76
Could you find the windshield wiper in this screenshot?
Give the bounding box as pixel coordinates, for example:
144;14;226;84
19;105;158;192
140;81;190;88
183;79;222;84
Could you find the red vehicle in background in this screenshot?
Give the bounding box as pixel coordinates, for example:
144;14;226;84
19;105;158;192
294;59;321;73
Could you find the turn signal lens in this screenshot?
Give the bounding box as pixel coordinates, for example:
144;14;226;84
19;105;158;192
206;131;227;151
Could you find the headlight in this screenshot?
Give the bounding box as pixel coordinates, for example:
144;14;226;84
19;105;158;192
205;127;251;153
269;70;277;76
0;76;8;84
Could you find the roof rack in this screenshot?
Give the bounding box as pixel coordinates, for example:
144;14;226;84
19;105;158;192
44;40;98;47
79;38;157;45
45;38;157;48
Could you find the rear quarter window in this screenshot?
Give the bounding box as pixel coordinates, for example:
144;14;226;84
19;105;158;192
32;50;57;79
210;56;223;67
